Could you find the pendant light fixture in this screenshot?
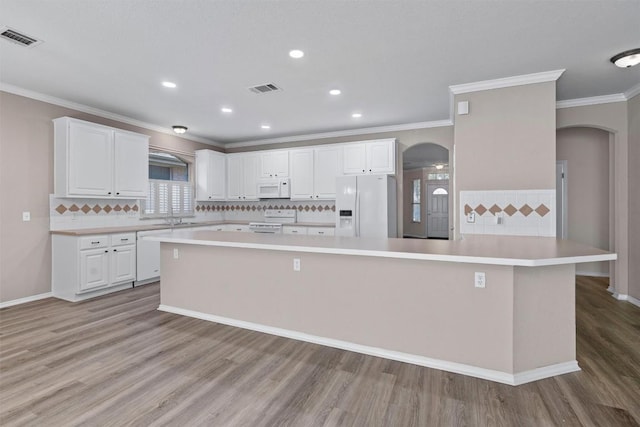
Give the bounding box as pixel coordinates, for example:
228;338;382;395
172;125;188;134
610;48;640;68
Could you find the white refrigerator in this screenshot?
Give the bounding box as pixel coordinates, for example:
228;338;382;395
335;174;397;238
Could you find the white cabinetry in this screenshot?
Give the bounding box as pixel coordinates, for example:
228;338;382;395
290;146;342;200
195;149;226;201
260;151;289;178
307;227;335;236
283;226;334;236
227;153;259;200
283;226;308;235
53;117;149;198
343;139;395;175
53;232;137;302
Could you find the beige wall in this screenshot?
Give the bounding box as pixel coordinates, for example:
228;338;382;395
628;94;640;301
0;91;213;302
454;81;557;236
402;169;427;237
556;127;610;276
557;101;629;297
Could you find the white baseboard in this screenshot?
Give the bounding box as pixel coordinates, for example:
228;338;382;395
0;292;53;309
612;293;640;308
576;271;609;278
158;304;580;386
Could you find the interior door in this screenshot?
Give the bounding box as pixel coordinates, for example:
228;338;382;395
427;183;449;239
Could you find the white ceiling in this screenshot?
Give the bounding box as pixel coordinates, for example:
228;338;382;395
1;1;638;145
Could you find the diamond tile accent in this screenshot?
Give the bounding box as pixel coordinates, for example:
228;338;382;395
304;206;310;211
55;204;67;215
464;204;472;216
103;205;112;213
475;204;487;216
298;206;304;211
81;204;91;214
331;206;336;212
251;206;256;211
113;205;122;212
92;205;102;213
324;205;330;211
535;204;550;217
503;204;517;216
69;204;80;212
257;206;263;211
196;205;201;212
318;205;323;212
489;204;502;216
123;205;131;213
132;205;139;212
519;204;533;217
311;205;317;212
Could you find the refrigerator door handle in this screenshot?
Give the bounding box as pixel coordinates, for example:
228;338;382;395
355;189;360;237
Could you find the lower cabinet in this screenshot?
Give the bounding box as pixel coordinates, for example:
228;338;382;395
53;232;136;302
283;226;335;236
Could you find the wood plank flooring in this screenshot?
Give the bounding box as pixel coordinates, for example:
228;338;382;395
1;276;638;426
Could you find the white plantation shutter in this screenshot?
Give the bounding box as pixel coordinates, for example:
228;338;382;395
142;179;194;218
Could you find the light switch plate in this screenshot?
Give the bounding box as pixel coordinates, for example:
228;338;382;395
22;211;31;221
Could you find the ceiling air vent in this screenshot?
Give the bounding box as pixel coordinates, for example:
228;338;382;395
248;83;282;94
0;27;43;47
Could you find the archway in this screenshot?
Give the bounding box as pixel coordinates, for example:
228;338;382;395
402;143;450;239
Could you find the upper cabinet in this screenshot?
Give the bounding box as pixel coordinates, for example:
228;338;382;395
53;117;149;198
259;150;289;178
227;153;259;200
290;145;343;200
343;138;396;175
195;149;226;201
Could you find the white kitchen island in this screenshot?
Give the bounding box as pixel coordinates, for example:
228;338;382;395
146;231;615;385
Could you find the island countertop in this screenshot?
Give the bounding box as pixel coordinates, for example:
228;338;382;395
145;230;615;267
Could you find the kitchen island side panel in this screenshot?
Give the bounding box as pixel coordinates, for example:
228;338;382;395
160;243;517;373
513;264;576;372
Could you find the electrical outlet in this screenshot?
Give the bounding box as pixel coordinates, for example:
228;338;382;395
475;272;486;288
22;211;30;221
293;258;301;271
466;212;476;223
173;248;179;259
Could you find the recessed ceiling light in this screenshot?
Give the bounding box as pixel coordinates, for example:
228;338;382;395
610;48;640;68
329;89;341;95
289;49;304;59
162;81;177;88
351;113;362;118
172;125;187;134
221;107;233;113
261;124;271;130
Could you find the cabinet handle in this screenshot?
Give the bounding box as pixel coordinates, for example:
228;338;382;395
120;238;128;242
113;249;117;252
116;192;120;195
104;250;108;253
362;169;365;172
292;230;298;233
108;192;112;195
91;241;100;244
369;169;372;172
318;231;324;235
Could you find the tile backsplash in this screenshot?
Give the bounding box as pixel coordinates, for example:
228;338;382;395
50;195;335;230
460;189;556;237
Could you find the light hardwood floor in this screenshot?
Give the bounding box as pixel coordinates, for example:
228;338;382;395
1;277;639;426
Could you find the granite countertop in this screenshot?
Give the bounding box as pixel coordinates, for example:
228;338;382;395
144;231;617;267
50;220;335;236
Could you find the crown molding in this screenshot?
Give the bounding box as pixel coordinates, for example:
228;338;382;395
625;82;640;100
449;69;565;95
555;93;627;109
0;82;223;148
225;119;453;149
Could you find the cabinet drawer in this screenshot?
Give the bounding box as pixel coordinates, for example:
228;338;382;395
307;227;334;236
283;226;308;235
228;224;249;232
110;233;136;247
79;235;109;250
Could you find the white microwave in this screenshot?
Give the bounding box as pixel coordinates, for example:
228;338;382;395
257;178;290;199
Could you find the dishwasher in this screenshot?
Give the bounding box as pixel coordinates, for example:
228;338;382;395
136;229;170;284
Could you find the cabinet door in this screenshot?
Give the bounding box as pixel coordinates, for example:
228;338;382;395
113;131;149;197
314;146;342;199
271;151;289;177
343;144;367;175
68;121;113;196
242;154;260;200
289;149;314;200
366;140;395;174
227;155;244;200
80;248;110;292
196;150;226;201
111;245;136;284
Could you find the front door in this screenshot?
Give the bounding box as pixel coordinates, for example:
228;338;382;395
427;183;449;239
